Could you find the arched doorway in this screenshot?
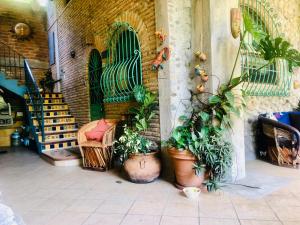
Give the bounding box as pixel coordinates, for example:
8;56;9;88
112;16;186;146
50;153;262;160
88;49;104;121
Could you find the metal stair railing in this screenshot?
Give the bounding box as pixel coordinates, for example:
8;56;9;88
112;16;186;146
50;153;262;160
0;40;25;82
24;59;45;143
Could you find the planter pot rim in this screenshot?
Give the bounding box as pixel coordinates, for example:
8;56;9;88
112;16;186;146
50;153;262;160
129;151;159;157
168;147;194;155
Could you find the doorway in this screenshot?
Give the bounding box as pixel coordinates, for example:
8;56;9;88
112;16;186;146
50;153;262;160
88;49;104;121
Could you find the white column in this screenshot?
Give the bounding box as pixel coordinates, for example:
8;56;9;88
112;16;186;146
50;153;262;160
208;0;246;180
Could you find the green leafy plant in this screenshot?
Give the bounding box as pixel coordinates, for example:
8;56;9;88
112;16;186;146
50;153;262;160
130;85;157;132
167;11;300;192
39;69;61;93
114;125;153;163
114;85;158;163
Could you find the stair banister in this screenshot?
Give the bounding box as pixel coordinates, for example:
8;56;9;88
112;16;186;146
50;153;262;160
24;59;45;142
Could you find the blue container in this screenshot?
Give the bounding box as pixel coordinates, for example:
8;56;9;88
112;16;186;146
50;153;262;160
11;130;21;147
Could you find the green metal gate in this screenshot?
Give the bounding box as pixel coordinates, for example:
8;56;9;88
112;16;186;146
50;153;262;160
100;22;142;103
239;0;292;96
88;49;104;121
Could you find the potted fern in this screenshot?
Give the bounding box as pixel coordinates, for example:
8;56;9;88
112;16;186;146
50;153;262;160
114;85;161;183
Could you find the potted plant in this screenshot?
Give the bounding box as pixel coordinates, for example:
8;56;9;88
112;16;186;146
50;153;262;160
39;69;61;93
167;11;300;192
114;85;161;183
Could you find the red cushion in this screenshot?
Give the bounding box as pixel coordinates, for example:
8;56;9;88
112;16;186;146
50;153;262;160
85;119;110;141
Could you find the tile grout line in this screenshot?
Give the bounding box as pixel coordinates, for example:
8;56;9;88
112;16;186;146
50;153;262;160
198;198;201;225
228;194;242;225
117;194;138;225
264;196;284;225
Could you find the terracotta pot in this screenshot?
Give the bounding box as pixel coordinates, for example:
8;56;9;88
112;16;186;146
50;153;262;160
124;151;161;183
168;147;204;189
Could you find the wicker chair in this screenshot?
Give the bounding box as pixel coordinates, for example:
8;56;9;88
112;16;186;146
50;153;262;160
78;119;117;171
259;112;300;168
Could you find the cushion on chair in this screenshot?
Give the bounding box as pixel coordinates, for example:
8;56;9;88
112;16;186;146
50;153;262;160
85;119;111;141
274;112;290;125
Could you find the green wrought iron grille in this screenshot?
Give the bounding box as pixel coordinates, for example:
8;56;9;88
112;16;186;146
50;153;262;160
240;0;292;96
100;22;142;103
88;49;104;120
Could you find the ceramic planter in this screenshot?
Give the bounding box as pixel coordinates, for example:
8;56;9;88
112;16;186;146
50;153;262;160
168;147;204;189
124;151;161;183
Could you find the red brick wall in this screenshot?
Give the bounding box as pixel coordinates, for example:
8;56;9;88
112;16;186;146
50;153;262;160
49;0;160;142
0;0;49;81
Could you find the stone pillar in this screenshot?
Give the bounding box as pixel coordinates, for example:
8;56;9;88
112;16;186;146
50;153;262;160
207;0;246;180
156;0;246;180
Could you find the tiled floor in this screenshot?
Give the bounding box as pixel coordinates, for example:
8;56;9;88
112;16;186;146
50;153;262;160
1;148;300;225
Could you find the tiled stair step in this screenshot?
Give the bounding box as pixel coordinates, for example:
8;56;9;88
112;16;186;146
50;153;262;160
43;98;65;104
26;99;65;104
41;93;63;99
24;93;63;100
36;123;78;132
33;116;75;126
41;148;82;166
41;137;78;151
27;104;69;112
37;129;78;142
32;109;71;118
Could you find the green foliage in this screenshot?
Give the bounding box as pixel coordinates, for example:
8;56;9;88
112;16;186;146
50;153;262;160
114;126;153;163
39;69;61;93
243;11;266;43
130;85;157;132
169;11;300;192
114;85;158;163
133;85;146;103
255;35;300;72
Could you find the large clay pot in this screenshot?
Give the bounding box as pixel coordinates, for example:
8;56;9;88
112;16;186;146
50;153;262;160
124;151;161;183
168;147;204;189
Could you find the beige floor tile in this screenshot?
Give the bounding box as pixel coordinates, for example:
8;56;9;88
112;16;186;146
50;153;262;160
160;216;199;225
271;205;300;221
240;220;282;225
163;201;198;217
5;197;47;214
230;195;268;205
31;198;73;212
199;203;237;219
282;221;300;225
64;199;103;213
264;196;300;207
120;214;161;225
129;200;166;215
51;188;87;200
234;203;277;220
22;210;58;225
96;199;133;214
45;212;90;225
199;192;232;205
82;213;125;225
78;190;110;200
200;218;240;225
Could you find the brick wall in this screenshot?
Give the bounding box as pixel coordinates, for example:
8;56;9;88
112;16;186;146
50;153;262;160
0;0;49;81
49;0;160;142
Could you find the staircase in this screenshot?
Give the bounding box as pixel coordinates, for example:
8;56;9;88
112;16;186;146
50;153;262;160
0;40;81;166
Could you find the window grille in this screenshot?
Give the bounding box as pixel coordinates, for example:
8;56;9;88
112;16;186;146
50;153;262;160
240;0;292;96
100;22;142;103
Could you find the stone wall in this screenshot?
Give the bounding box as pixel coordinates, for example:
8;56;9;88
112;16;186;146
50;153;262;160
48;0;160;141
0;0;49;81
243;0;300;160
